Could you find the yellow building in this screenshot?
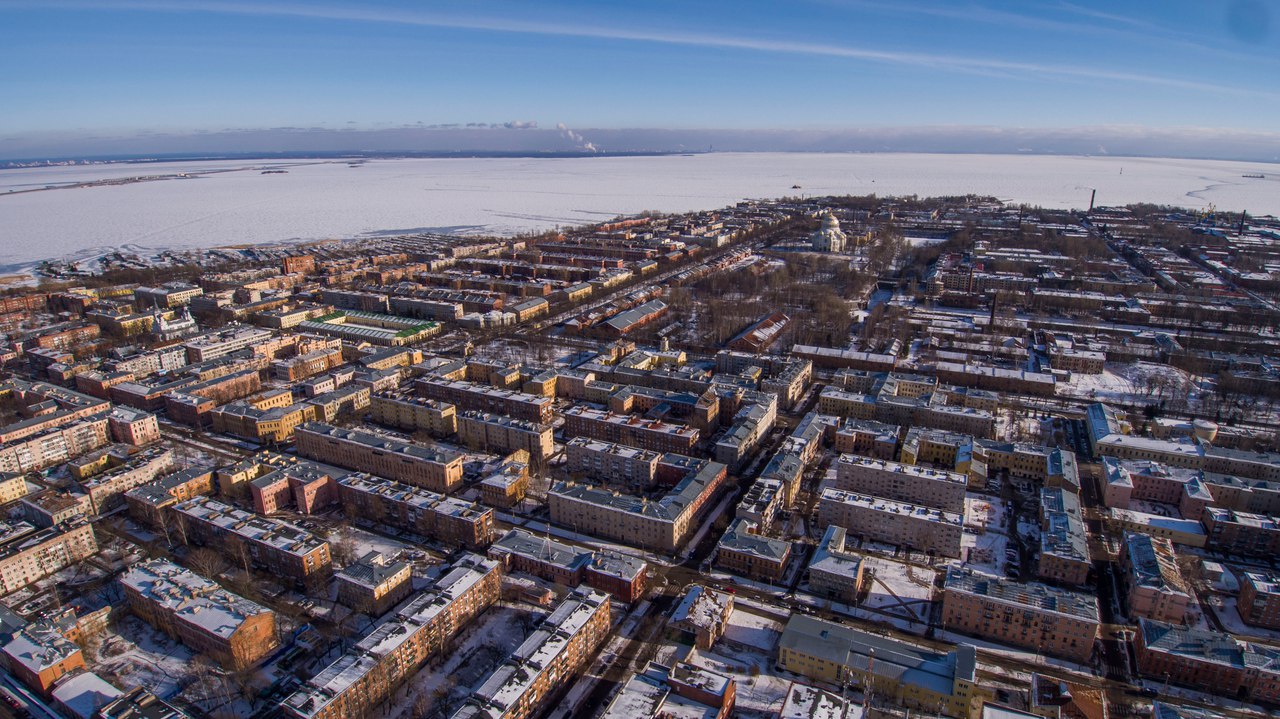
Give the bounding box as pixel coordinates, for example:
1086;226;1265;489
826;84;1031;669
778;614;986;719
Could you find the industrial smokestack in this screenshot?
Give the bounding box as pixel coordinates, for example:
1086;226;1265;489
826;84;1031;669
1089;189;1096;213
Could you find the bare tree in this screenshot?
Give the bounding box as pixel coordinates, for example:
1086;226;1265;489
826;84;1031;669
232;541;254;576
330;534;358;568
188;547;227;579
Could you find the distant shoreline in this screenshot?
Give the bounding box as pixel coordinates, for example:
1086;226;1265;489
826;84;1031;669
0;150;694;170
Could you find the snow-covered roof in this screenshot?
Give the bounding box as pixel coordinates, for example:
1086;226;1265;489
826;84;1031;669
120;558;272;640
52;672;123;719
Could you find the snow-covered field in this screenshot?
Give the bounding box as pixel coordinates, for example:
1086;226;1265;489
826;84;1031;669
2;152;1278;271
1062;362;1194;407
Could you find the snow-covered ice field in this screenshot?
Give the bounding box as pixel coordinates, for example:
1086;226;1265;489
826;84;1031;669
2;152;1278;271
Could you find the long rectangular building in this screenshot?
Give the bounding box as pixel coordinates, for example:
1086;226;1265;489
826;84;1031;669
415;377;554;424
120;558;277;671
1135;618;1280;704
550;458;727;553
831;454;967;511
0;414;111;474
816;487;962;558
337;473;495;550
562;405;698;455
1119;533;1195;625
457;411;555;461
283;555;502;719
941;567;1100;663
565;437;660;489
171;497;332;585
368;392;458;436
295;422;464;494
0;519;97;596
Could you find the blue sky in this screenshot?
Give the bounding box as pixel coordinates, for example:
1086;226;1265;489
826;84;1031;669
0;1;1277;147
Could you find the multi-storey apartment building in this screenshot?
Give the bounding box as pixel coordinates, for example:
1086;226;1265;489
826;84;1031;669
450;588;612;719
134;282;204;309
171;498;332;586
124;466;216;528
974;441;1080;491
335;551;413;617
415;377;554;424
941;568;1100;663
566;437;660;488
562;405;699;455
805;525;866;603
106;407;161;446
714;518;791;582
0;414;111;474
295;422;464;494
1;620;86;695
458;411;555;461
900;427;974;472
1201;507;1280;557
78;447;176;515
183;326;274;362
271;347;344;382
830;454;967;511
832;418;901;459
1239;571;1280;630
337;473;494;549
21;491;90;528
1135;618;1280;703
0;519;97;596
210;395;318;443
549;459;727;553
1038;487;1091;586
283;555;502;719
487;529;649;603
368;392;458;436
0;472;30;506
479;456;529;509
120;558;278;670
1119;533;1196;625
816;487;963;558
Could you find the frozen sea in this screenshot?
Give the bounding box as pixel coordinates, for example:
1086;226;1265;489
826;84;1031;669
1;152;1278;272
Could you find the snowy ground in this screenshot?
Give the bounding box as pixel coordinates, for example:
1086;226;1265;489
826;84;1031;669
964;494;1006;534
91;615;197;700
1060;362;1193;408
861;556;937;626
329;524;419;563
688;647;798;718
1207;595;1280;645
723;609;785;652
962;529;1011;574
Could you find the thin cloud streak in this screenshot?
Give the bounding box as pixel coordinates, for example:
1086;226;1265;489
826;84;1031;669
823;0;1274;67
7;0;1277;101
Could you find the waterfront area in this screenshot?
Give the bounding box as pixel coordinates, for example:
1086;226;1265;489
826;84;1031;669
3;153;1279;276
